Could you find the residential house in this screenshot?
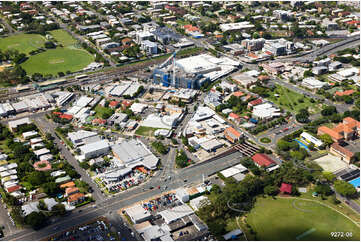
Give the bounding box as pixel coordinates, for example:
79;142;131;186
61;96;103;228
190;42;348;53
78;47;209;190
248;99;263;109
65;187;79;197
60;181;76;189
67;193;85;206
228;113;241;124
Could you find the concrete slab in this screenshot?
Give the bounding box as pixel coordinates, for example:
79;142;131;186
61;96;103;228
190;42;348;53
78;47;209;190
313;154;348;173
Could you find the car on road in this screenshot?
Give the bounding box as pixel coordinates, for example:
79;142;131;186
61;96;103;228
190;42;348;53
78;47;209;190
184;179;187;182
149;186;154;190
283;128;289;132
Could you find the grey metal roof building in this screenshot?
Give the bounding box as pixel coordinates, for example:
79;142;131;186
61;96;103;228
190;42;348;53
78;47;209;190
80;140;110;159
112;139;159;170
68;130;98;147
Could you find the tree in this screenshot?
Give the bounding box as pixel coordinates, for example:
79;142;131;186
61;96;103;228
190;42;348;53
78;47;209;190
38;200;48;211
151;141;168;155
52;203;66;216
330;113;342;123
334;180;357;198
344;95;353;104
79;161;90;170
315;184;333;196
13;53;27;64
10;207;24;226
27;171;48;187
25;212;48;230
41;182;61;197
322;172;336;183
264;185;279;196
303;70;313;78
321;106;337;116
296;108;310;123
44;41;56;49
176;150;190;168
45;132;54;141
319;134;333;147
277;139;290;151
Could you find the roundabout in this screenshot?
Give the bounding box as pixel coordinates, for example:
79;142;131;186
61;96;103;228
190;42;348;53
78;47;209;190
259;137;272;144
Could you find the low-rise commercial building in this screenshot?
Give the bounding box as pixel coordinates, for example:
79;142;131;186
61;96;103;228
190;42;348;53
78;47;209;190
125;204;152;224
8;117;31;132
79;140;110;159
224;127;242;143
112;139;159;170
301;77;327;90
330;143;354;163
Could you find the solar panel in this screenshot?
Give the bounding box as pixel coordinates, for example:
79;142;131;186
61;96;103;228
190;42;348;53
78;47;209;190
340;169;360;181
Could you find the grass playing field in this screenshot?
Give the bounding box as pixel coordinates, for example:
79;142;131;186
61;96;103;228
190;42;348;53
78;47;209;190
246;197;360;241
49;29;77;47
0;31;94;75
21;48;94;75
0;34;45;54
267;84;321;114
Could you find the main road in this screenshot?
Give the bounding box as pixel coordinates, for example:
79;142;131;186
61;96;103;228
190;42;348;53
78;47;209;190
4;151;241;241
281;35;360;62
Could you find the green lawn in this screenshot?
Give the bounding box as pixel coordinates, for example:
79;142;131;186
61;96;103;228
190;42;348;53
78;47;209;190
21;48;94;75
0;34;46;54
267;84;320;114
135;126;162;137
94;105;114;119
246;197;360;241
260;137;271;143
49;29;77;47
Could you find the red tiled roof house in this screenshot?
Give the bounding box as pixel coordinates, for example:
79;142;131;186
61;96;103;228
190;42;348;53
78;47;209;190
224;127;242;143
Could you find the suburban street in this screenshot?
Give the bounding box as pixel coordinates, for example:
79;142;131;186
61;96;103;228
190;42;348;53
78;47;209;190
33;116;106;203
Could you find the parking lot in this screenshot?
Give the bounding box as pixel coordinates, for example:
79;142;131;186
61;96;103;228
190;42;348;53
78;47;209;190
47;218;116;241
141;192;182;216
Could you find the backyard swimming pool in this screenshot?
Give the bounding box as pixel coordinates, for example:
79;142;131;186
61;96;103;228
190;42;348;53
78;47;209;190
349;177;360;188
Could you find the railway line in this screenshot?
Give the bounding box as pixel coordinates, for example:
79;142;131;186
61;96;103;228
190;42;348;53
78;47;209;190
0;55;168;101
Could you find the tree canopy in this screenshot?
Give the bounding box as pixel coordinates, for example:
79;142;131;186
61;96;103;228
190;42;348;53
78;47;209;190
334;180;357;198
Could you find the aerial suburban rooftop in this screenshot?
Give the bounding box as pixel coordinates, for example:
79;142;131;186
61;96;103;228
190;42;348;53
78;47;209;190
0;1;359;241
